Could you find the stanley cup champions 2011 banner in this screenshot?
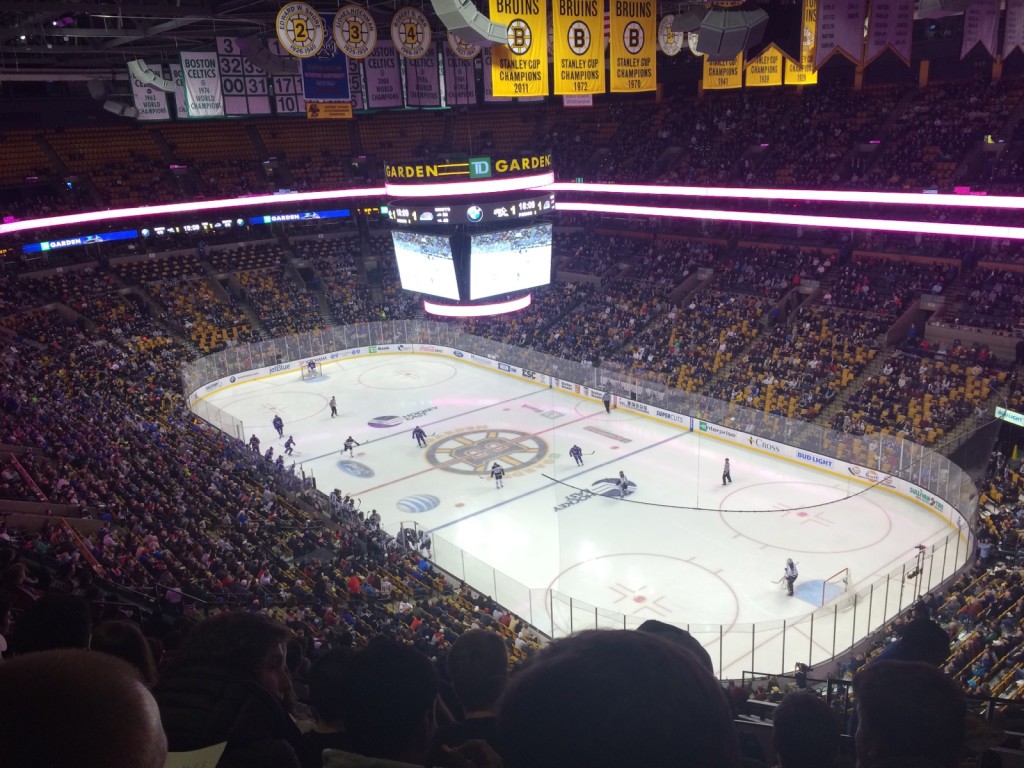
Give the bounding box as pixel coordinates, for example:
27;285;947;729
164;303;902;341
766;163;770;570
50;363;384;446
489;0;549;97
608;0;656;92
552;0;606;95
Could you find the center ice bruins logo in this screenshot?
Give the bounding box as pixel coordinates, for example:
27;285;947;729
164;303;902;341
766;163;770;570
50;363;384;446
427;428;548;475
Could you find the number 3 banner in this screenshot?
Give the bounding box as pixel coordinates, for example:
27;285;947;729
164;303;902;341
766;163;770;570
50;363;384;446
552;0;606;94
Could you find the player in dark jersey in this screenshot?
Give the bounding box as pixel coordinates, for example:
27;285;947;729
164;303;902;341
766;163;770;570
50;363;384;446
412;426;427;448
272;414;284;438
569;444;584;466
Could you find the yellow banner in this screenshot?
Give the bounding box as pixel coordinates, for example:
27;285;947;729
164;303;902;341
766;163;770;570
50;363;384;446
552;0;606;94
306;102;354;119
745;45;784;86
609;0;657;92
785;0;818;85
703;53;743;89
489;0;549;97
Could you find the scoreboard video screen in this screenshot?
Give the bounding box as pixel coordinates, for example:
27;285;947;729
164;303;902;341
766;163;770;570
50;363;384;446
391;230;460;300
469;223;553;300
388;192;555;227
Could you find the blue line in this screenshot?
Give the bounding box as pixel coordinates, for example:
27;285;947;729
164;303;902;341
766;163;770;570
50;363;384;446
429;430;690;534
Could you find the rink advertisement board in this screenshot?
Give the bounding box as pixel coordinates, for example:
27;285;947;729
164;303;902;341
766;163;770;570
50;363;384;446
190;345;966;532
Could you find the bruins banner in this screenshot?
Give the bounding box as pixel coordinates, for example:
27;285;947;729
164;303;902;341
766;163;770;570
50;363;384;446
609;0;656;92
745;45;785;86
703;53;743;89
489;0;549;97
552;0;605;95
784;0;818;85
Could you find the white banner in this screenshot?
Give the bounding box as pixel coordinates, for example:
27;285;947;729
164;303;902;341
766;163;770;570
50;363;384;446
364;40;403;108
815;0;866;67
179;51;225;117
406;42;441;106
130;67;172;120
443;43;477;105
864;0;914;65
482;47;513;102
961;0;1000;58
348;57;366;110
217;37;272;115
1005;0;1024;56
169;63;190;119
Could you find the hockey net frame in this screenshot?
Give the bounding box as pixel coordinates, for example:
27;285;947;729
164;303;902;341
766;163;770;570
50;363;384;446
821;567;851;606
301;362;323;380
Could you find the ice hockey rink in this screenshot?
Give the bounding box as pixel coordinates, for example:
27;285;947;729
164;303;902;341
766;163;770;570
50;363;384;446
200;352;967;677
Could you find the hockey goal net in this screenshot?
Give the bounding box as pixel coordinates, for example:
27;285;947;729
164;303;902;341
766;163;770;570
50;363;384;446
821;567;851;606
301;362;323;380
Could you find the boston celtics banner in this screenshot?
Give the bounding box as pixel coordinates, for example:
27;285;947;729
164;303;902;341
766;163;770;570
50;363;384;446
552;0;605;95
608;0;656;92
489;0;549;97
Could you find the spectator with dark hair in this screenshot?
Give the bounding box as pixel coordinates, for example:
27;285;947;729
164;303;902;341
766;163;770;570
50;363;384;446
299;648;355;768
323;637;442;768
0;648;167;768
636;618;715;676
10;591;91;655
772;691;840;768
876;602;950;667
853;660;965;768
154;611;302;768
91;619;160;688
432;629;508;765
498;629;741;768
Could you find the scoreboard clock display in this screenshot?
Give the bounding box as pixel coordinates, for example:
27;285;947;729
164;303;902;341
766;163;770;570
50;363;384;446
388;192;555;226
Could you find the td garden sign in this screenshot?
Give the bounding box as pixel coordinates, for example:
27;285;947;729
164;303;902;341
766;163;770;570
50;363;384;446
383;153;553;186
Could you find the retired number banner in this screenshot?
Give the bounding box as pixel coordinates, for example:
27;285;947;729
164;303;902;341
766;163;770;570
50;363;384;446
489;0;549;97
552;0;605;95
609;0;656;92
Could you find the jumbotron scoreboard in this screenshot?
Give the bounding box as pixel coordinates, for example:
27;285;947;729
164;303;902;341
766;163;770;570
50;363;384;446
383;152;556;317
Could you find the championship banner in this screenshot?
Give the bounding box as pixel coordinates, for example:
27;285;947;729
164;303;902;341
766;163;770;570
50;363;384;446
745;45;784;86
443;42;478;105
301;30;351;102
406;43;442;106
608;0;656;92
364;40;404;107
179;51;225;117
1004;0;1024;58
864;0;913;65
489;0;549;97
815;0;866;68
391;8;432;59
276;2;326;58
333;4;377;59
961;0;1000;59
217;37;272;115
703;53;743;89
130;65;172;120
657;15;685;56
784;0;818;85
168;63;189;119
552;0;606;95
482;46;514;101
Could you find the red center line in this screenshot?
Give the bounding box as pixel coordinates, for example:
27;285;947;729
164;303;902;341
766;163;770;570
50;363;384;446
351;408;608;496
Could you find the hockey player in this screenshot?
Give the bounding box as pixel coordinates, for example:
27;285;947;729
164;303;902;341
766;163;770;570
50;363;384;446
284;436;296;456
618;470;630;498
569;444;584;466
412;426;428;448
343;436;360;457
490;462;505;489
249;434;261;453
722;458;732;486
264;446;274;462
784;559;799;596
329;396;338;418
272;414;284;438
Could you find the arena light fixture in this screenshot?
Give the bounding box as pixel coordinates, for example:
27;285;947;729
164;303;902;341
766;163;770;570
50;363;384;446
557;201;1024;240
423;293;533;317
385;172;555;199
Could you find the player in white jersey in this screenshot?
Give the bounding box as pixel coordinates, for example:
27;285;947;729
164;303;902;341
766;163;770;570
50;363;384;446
490;463;505;489
343;436;360;457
